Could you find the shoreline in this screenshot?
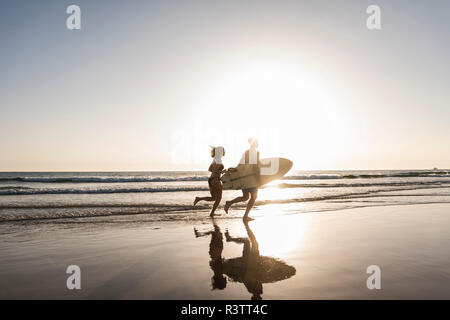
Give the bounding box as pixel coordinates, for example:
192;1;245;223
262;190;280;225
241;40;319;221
1;203;450;299
1;200;449;224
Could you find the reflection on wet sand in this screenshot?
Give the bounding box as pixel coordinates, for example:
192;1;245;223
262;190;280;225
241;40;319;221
194;220;296;300
194;223;227;290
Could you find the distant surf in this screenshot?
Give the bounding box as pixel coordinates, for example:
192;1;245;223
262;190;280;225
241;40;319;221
0;176;208;183
0;170;448;184
1;170;449;222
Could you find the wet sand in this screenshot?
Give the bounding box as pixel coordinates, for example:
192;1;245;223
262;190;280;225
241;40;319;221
1;203;450;299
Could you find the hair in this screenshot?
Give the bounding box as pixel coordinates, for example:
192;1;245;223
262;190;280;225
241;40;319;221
210;146;225;158
248;137;259;148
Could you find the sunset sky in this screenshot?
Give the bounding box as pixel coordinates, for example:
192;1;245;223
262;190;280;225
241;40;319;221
1;0;449;171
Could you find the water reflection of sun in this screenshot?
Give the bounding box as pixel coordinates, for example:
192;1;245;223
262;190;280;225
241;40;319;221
257;183;302;204
250;215;308;257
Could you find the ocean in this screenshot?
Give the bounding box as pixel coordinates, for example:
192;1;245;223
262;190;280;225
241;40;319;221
0;170;449;222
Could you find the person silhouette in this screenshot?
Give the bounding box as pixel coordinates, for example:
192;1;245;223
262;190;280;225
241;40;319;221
224;221;263;299
194;222;226;290
194;146;227;217
223;221;296;300
224;138;260;221
194;220;296;299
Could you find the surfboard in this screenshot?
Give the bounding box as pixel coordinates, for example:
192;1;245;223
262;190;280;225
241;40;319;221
221;157;293;190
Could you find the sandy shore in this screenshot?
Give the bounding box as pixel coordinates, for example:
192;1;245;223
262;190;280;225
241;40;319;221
1;203;450;299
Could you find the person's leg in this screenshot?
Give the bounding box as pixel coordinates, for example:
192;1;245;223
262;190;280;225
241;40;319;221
194;179;217;206
224;191;250;213
210;180;222;217
243;190;258;221
194;196;214;205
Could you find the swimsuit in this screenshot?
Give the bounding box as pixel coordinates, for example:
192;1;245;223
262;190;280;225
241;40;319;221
208;176;221;187
208;163;224;187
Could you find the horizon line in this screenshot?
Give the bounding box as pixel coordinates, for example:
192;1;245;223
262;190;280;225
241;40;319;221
0;167;448;173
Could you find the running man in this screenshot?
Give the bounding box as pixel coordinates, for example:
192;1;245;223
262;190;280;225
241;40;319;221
224;137;260;221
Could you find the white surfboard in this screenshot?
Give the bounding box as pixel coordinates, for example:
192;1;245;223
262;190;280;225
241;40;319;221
221;157;293;190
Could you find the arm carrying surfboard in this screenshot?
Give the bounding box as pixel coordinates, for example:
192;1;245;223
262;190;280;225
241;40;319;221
221;157;293;190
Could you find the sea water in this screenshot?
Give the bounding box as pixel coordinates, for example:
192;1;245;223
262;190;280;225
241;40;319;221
0;170;449;222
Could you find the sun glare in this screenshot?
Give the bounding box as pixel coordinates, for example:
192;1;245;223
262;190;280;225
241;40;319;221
251;215;308;257
193;60;348;168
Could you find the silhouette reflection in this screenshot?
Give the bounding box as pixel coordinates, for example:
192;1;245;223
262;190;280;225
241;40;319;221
194;223;227;290
194;220;296;299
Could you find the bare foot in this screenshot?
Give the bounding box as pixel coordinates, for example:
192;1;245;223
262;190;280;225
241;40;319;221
210;213;221;218
242;216;254;222
193;197;200;206
224;201;231;214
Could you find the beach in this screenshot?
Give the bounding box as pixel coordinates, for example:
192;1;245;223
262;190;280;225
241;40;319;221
2;0;450;306
1;202;450;299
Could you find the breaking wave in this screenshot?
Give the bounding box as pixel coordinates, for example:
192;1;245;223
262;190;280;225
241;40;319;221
0;176;208;183
0;170;448;184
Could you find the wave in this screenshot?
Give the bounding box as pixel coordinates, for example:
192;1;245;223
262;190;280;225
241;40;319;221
0;176;208;183
0;186;210;196
1;170;449;184
277;180;450;189
0;203;203;210
284;171;450;180
2;187;449;210
257;191;450;206
1;180;450;196
2;190;450;222
0;204;205;222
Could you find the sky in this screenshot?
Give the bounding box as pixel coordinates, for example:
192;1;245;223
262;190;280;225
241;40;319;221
0;0;449;171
